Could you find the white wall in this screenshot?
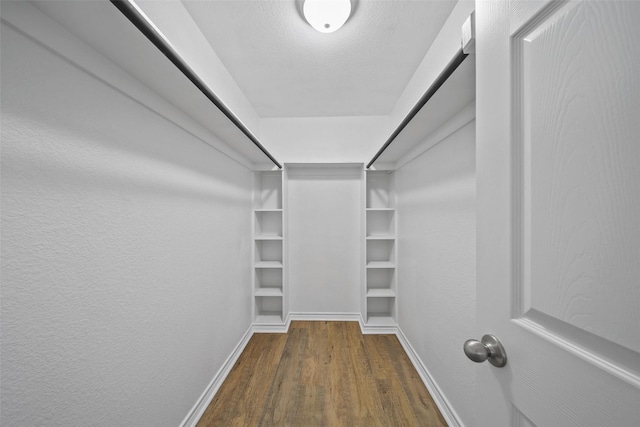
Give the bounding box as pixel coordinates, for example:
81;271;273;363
395;120;476;426
1;17;252;427
260;116;389;164
286;165;362;315
390;0;475;131
134;0;261;134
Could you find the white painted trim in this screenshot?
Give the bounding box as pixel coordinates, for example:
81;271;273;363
358;313;366;333
252;313;292;333
285;163;363;178
252;323;289;333
288;312;362;322
514;317;640;388
357;314;399;335
395;327;463;427
252;312;364;333
367;162;395;171
285;312;292;330
179;325;254;427
361;325;398;335
285;163;364;169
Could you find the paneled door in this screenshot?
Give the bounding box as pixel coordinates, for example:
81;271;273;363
475;0;640;425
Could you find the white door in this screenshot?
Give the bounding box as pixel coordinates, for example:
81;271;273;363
475;0;640;425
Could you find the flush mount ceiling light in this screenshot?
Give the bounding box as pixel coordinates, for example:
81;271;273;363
303;0;352;33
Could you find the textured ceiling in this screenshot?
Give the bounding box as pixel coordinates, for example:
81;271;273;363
182;0;457;118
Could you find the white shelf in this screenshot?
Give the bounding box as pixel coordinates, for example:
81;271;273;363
367;268;395;293
366;237;395;265
366;171;394;209
366;209;395;237
255;261;283;269
366;315;396;326
365;170;396;326
255;288;283;297
253;171;282;210
253;170;285;326
367;289;396;298
254;210;283;238
254;313;283;324
254;239;282;265
366;261;395;269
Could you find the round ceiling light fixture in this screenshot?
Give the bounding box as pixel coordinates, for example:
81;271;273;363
303;0;352;33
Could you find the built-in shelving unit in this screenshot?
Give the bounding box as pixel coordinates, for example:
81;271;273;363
364;170;397;330
252;171;286;329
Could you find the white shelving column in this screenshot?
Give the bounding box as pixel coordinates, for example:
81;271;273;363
252;170;287;332
364;170;397;333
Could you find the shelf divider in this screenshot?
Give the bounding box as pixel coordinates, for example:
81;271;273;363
367;289;396;298
255;288;283;297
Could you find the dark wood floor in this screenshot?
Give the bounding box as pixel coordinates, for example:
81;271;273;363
197;321;447;427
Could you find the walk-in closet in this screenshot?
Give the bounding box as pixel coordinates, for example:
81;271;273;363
3;1;639;426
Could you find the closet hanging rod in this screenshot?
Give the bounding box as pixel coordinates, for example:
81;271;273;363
366;48;469;169
109;0;282;169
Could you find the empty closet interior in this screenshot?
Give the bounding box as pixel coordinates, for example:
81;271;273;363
2;1;478;426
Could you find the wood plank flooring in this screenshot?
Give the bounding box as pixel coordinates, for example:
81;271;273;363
197;321;447;427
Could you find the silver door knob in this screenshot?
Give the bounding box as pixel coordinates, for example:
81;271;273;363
463;334;507;367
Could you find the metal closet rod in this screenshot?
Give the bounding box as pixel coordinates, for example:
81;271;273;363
109;0;282;169
366;48;469;169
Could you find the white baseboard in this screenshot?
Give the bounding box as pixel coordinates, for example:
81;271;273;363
357;314;399;335
358;313;366;333
179;325;254;427
361;324;398;335
288;312;361;322
252;323;289;333
395;327;463;427
253;312;362;333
